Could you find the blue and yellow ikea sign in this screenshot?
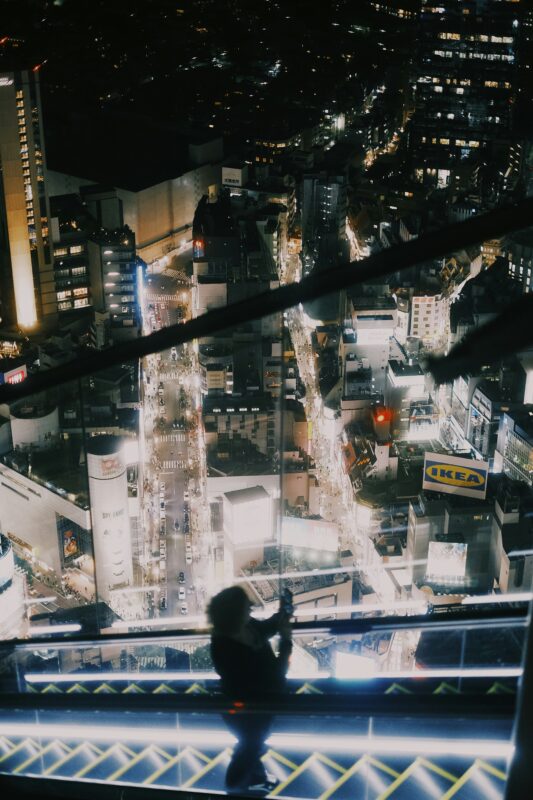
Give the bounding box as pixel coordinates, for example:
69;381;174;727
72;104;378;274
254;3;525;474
423;453;489;499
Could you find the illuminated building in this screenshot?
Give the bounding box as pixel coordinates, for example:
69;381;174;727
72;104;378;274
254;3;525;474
385;360;436;441
87;228;140;340
369;0;420;19
409;291;449;348
0;69;56;328
86;436;134;602
0;532;26;639
346;295;397;393
50;193;93;315
222;485;274;573
505;228;533;293
495;406;533;487
203;394;279;460
410;0;517;188
407;491;496;593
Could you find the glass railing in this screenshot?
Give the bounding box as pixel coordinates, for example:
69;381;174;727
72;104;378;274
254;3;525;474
1;202;533;798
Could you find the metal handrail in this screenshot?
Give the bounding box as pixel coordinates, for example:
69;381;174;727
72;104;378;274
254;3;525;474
2;606;526;651
0;689;515;717
1;197;533;404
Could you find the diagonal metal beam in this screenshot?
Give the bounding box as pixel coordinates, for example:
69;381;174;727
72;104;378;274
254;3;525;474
1;197;533;405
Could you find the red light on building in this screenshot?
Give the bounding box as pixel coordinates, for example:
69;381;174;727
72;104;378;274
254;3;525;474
373;407;391;423
372;406;392;443
32;64;41;73
0;37;9;46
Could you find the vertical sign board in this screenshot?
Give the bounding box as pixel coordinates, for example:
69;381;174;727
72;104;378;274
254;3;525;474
423;452;489;500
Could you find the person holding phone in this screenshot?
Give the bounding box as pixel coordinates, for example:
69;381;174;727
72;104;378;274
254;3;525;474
207;585;293;794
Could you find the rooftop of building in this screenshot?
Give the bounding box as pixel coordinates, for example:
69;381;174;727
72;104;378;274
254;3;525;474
46;112;221;192
10;400;56;420
1;439;89;508
388;359;424;377
224;485;270;505
243;545;351;603
203;393;275;413
350;294;397;310
503;405;533;441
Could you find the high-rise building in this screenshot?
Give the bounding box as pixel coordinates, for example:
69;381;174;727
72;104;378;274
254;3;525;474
410;0;518;188
0;69;56;328
301;172;348;276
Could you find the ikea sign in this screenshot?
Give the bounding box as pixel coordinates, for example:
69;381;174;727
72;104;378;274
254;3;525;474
423;452;489;500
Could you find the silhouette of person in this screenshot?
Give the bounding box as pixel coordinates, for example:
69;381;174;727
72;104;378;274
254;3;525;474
208;586;292;793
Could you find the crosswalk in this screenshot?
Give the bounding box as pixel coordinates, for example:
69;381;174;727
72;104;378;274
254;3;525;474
146;294;181;302
162;460;187;470
159;371;184;380
156;434;186;443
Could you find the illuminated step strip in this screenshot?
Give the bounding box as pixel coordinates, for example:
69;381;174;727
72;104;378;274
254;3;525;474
0;723;514;759
24;666;522;685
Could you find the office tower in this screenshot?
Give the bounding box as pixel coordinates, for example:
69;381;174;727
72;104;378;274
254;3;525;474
87;229;139;340
410;0;517;188
0;68;56;328
301;172;348;276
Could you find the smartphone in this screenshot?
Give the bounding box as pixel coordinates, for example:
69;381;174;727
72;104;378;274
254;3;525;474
281;588;294;616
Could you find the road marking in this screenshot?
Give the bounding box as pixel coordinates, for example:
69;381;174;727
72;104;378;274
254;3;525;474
146;294;183;302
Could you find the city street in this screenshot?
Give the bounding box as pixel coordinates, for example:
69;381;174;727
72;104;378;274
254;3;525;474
138;260;213;625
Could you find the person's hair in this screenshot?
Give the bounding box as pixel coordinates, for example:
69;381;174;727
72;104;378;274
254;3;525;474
207;586;250;635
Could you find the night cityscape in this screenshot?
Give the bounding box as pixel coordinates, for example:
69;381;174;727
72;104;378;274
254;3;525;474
0;1;533;798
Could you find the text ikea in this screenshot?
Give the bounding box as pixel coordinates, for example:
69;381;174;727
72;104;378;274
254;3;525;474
425;464;486;489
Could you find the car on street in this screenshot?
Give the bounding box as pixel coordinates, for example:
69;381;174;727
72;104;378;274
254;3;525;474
184;491;189;501
160;597;167;610
178;571;185;583
180;603;188;615
185;552;193;565
174;519;180;531
159;397;165;406
178;587;186;601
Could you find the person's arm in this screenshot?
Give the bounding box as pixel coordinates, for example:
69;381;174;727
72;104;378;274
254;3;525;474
252;610;284;639
276;615;293;678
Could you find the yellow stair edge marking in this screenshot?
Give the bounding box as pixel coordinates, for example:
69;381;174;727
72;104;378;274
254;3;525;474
418;756;458;783
318;755;368;800
269;753;317;797
376;756;422;800
13;740;69;774
143;746;198;785
477;759;507;782
179;747;232;789
75;742;136;779
265;749;298;771
44;742;100;776
440;760;480;800
367;756;401;779
0;739;39;764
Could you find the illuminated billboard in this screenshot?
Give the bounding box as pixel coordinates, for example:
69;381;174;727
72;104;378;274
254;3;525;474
0;364;27;385
63;529;78;559
426;542;467;581
423;452;489;499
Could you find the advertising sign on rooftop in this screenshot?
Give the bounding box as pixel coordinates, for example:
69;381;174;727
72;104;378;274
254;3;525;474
423;452;489;500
